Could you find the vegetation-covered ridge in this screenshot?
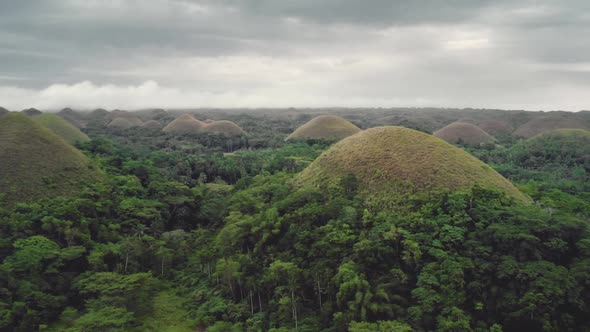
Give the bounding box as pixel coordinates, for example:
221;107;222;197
34;113;90;145
287;115;361;140
0;113;100;205
296;126;529;208
513;115;587;138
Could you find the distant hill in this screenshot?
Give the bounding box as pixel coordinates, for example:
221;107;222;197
0;113;100;205
21;108;42;117
287;115;360;140
34;114;90;145
295;126;529;210
0;107;8;117
513;115;587;138
142;120;162;129
107;117;143;129
162;114;205;135
478;119;513;136
434;122;495;146
202;120;246;137
57;108;87;128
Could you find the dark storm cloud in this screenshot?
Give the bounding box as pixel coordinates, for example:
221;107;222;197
0;0;589;110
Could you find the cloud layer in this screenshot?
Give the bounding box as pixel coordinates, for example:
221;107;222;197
0;0;589;110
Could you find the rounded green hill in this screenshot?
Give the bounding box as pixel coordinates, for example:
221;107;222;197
0;113;101;206
287;115;361;141
35;114;90;145
434;122;494;146
513;115;586;138
295;127;529;209
202;120;246;136
162;114;204;135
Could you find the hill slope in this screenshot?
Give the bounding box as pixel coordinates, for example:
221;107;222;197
287;115;361;140
35;114;90;145
0;113;100;205
478;119;513;136
513;115;587;138
202;120;246;136
434;122;495;146
296;126;529;209
162;114;204;135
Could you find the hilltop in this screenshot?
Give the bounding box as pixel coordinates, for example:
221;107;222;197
513;115;587;138
296;126;529;209
142;120;162;129
434;122;495;146
0;107;8;117
34;114;90;145
57;108;87;128
478;119;513;136
202;120;246;137
107;117;143;129
162;114;204;135
0;113;100;205
21;108;42;117
287;115;361;140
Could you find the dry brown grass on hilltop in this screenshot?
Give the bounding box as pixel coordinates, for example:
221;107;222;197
478;120;513;136
202;120;246;136
295;126;529;210
434;122;494;146
0;113;101;206
162;114;205;135
287;115;361;140
107;117;140;129
513;115;587;138
142;120;162;129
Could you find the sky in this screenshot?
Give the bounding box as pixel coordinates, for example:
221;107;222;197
0;0;589;111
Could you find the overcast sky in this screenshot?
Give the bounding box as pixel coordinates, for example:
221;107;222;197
0;0;589;111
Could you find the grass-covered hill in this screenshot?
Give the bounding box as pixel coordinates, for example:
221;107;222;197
21;108;42;117
296;126;529;209
162;114;205;135
513;115;587;138
142;120;162;129
478;119;513;136
287;115;361;140
57;108;87;128
0;113;100;205
434;122;495;146
34;114;90;145
202;120;246;136
0;107;8;117
107;117;143;129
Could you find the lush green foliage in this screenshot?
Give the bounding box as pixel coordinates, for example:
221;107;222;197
1;110;589;331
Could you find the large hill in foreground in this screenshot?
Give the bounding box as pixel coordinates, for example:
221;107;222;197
296;126;529;209
287;115;361;140
0;113;100;205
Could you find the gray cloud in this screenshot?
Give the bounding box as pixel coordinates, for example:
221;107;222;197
0;0;589;110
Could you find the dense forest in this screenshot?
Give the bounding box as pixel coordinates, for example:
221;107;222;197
1;108;589;331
